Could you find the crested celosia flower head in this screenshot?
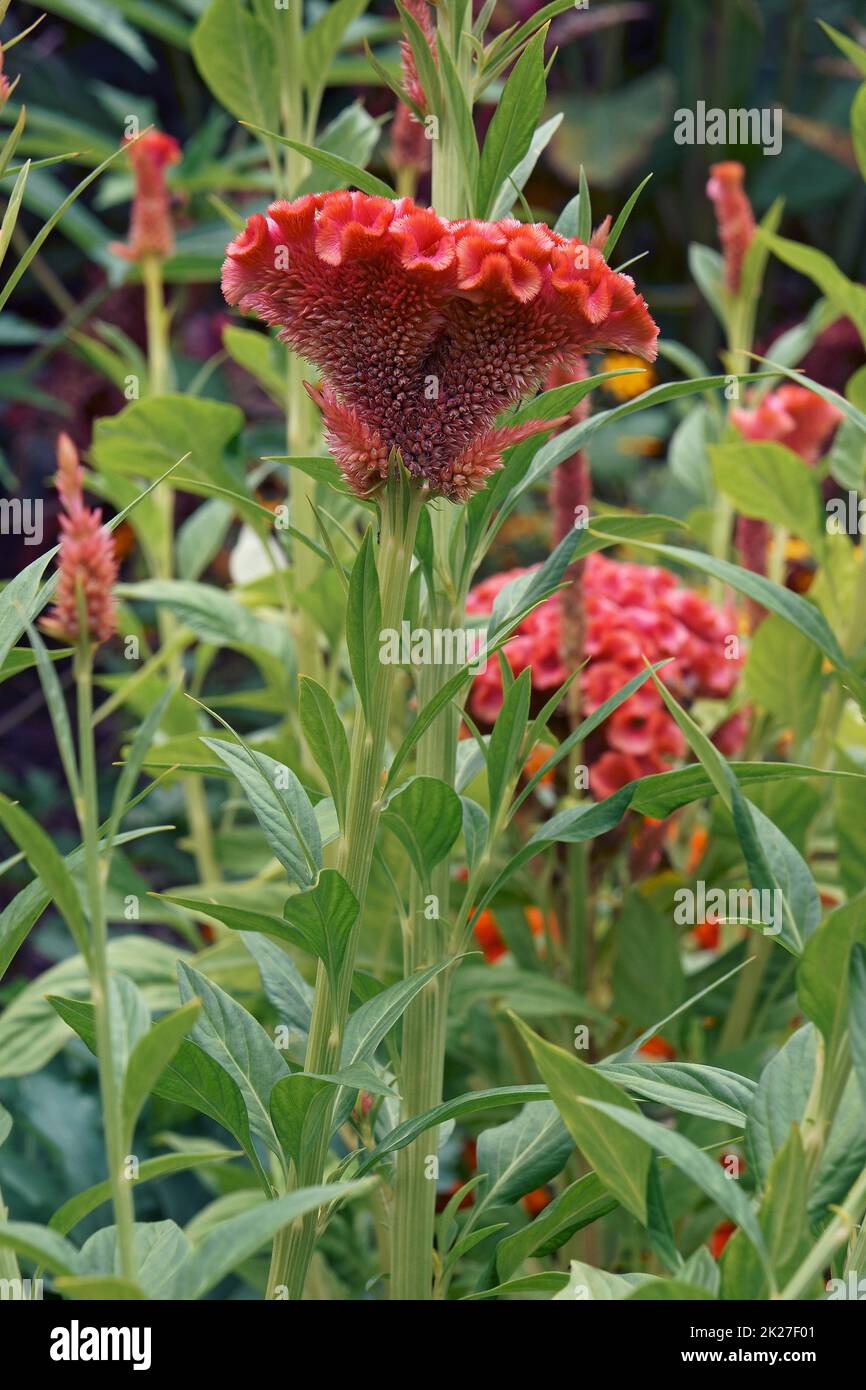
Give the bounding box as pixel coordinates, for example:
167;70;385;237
41;433;118;645
110;129;181;262
221;191;658;500
467;552;745;798
731;383;842;464
706;161;755;292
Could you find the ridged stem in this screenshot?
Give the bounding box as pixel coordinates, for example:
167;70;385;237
266;479;424;1299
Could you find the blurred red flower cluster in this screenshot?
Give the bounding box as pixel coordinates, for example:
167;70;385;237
467;552;746;797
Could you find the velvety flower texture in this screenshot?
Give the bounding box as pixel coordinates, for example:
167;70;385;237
110;129;181;262
705;161;755;292
221;191;659;500
41;433;118;645
467;552;745;798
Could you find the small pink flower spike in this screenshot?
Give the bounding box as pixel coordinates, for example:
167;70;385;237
706;161;755;292
110;129;182;263
41;434;119;646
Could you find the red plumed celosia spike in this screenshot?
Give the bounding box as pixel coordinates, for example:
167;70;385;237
221;191;659;499
110;129;181;263
706;161;755;293
41;435;119;646
306;383;392;497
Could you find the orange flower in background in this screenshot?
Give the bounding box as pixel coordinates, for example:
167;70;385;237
705;161;755;292
709;1219;737;1259
600;350;657;401
222;191;658;501
110;129;181;263
636;1035;676;1061
731;383;842;465
473;905;556;963
41;433;118;646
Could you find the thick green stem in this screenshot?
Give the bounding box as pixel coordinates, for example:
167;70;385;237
389;5;472;1298
75;637;136;1281
266;480;424;1299
391;612;458;1300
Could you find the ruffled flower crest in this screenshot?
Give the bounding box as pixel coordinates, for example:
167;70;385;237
222;191;659;501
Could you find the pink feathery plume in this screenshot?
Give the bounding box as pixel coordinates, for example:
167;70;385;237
41;434;119;645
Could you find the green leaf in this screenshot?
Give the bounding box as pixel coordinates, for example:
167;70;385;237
241;124;396;197
744;615;822;745
396;1;442;117
476;27;547;218
191;0;279;129
121;1000;201;1146
621;538;851;692
850;944;866;1116
630;761;861;820
49;1149;240;1236
0;548;57;668
78;1219;190;1299
0;1222;81;1275
280;870;359;988
464;1271;571;1299
381;776;463;879
91;395;244;489
580;1100;770;1276
797;895;866;1066
105;685;175;859
0;794;90;959
612;892;683;1032
475;1102;572;1209
576;165;592;243
494;1172;616;1282
25;623;79;802
304;0;371;111
746;1025;815;1186
171;1180;373;1299
54;1275;147;1299
299;678;350;830
269;1073;334;1174
346;527;382;723
553;1260;653;1301
203;736;321;887
603;173;653;259
710;441;825;552
362;1084;550;1173
599;1061;754;1128
437;35;480;211
487;113;562;222
510;1017;650;1222
486;668;531;823
818;19;866;77
177;960;288;1161
763;231;866;350
49;992;272;1193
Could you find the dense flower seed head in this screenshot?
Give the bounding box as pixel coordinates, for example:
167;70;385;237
706;161;755;292
222;191;658;500
467;552;745;798
41;433;119;646
110;129;181;263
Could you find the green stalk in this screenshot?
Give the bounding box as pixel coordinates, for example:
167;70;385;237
266;477;424;1300
141;253;220;884
390;4;472;1299
780;1161;866;1299
74;632;137;1281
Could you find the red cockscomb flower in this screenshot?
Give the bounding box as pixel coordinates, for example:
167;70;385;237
110;129;181;263
467;552;745;797
705;161;755;292
41;433;118;645
221;192;658;500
